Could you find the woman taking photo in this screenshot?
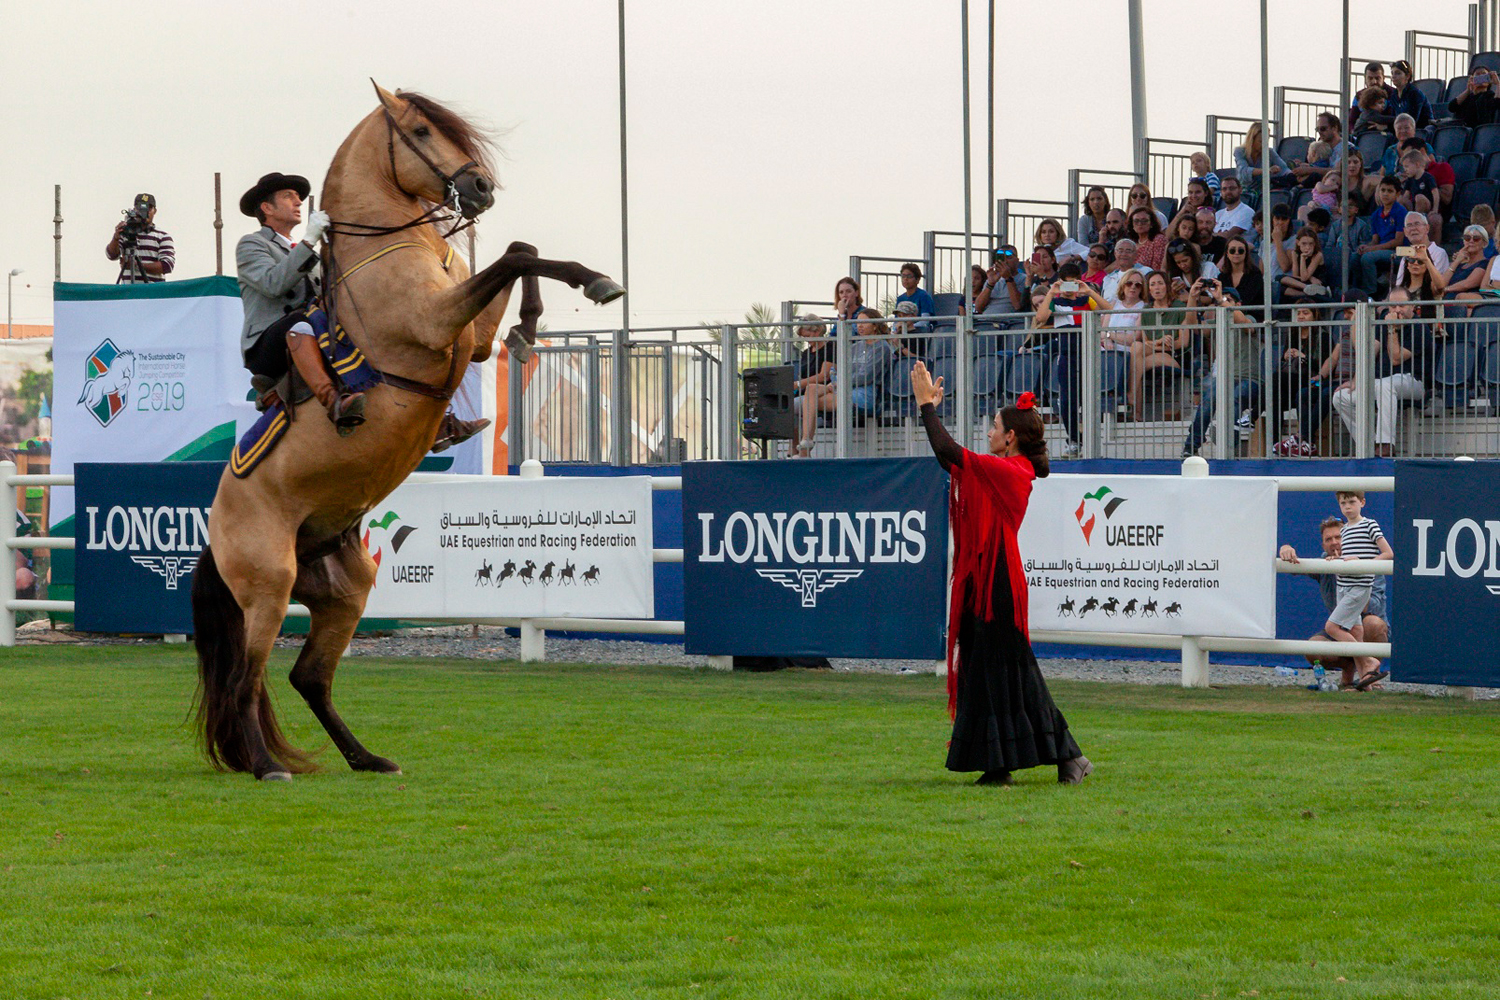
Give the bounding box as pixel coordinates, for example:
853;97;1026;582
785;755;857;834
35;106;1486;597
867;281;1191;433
909;361;1092;786
1128;207;1169;270
1127;271;1189;418
1164;239;1218;300
1077;187;1112;245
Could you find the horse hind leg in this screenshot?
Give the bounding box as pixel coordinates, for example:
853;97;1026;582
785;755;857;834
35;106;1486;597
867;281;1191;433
289;535;400;774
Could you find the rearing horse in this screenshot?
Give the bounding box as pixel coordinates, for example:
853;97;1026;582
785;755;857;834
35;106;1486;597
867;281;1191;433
192;85;622;780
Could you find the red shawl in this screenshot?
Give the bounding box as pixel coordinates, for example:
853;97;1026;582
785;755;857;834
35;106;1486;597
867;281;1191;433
946;451;1034;717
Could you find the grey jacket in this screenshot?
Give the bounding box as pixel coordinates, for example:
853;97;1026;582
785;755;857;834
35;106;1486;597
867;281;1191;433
235;226;321;358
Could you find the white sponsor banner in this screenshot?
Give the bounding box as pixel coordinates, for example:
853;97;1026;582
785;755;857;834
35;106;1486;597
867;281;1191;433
1019;475;1277;638
51;278;254;528
360;476;653;619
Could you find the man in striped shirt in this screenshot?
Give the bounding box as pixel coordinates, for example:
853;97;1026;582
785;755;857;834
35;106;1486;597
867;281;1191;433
105;193;175;283
1327;490;1395;690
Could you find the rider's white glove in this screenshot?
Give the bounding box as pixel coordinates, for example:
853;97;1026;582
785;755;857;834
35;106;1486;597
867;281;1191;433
303;209;331;244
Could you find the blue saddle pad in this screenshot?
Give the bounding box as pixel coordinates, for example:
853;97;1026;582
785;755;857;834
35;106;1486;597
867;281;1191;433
229;404;290;479
310;306;382;393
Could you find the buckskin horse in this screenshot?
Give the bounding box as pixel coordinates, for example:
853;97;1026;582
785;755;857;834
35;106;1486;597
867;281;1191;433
192;84;623;780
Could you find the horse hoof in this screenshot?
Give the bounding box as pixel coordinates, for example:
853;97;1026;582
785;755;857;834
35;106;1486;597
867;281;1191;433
504;329;534;364
354;755;403;775
584;277;625;305
259;770;293;782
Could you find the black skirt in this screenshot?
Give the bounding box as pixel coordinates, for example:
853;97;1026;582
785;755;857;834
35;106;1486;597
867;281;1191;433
947;534;1082;773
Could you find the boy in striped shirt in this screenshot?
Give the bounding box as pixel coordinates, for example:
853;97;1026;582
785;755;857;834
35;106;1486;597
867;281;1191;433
1328;491;1394;689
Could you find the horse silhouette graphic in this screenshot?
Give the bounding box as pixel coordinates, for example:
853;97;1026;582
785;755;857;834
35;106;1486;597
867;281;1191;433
518;559;537;585
582;565;600;584
1165;602;1183;617
1122;598;1139;617
1077;596;1100;617
1101;596;1119;617
474;560;493;586
497;560;517;585
538;561;555;585
560;561;576;585
1058;596;1076;616
1141;598;1159;617
78;341;135;428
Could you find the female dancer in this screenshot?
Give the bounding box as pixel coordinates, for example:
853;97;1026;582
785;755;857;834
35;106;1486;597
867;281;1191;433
910;361;1093;786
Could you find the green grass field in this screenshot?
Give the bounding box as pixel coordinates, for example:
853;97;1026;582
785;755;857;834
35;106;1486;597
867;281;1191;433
1;646;1497;999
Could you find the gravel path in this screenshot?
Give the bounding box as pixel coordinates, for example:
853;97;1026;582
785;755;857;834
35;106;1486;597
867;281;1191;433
16;621;1493;699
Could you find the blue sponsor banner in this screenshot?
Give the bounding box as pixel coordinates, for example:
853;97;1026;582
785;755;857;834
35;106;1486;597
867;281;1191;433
1393;459;1500;687
683;457;949;658
74;462;223;633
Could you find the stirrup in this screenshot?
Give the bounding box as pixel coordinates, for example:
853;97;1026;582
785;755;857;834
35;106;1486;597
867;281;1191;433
328;392;366;437
251;375;281;412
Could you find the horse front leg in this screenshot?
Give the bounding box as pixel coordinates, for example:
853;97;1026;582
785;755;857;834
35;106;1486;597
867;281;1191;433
436;246;623;334
289;533;400;774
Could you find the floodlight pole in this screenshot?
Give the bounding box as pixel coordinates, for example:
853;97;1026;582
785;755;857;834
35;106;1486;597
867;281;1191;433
960;0;974;443
618;0;630;341
1260;0;1274;333
1128;0;1148;179
1339;0;1351;297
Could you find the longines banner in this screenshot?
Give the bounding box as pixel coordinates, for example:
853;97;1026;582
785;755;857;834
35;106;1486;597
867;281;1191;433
359;476;654;620
1019;475;1278;638
1394;460;1500;686
73;464;652;633
682;458;949;658
51;278;491;537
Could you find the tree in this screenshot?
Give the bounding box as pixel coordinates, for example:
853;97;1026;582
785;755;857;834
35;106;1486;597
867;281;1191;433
15;367;51;424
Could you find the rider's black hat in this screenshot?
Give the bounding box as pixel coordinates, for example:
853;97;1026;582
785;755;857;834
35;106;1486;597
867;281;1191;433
239;172;311;217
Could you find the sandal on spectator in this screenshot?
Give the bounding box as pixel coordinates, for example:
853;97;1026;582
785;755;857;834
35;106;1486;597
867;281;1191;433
1354;668;1389;691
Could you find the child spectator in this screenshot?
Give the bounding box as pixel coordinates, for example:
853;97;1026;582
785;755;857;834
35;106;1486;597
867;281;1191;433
1279;227;1327;301
1398;151;1437;221
1352;86;1390;135
1358;175;1408;293
1301;167;1340;222
1327;490;1393;690
1188;151;1221;203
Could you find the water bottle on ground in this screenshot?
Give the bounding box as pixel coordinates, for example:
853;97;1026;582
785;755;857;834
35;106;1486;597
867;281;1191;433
1310;661;1326;692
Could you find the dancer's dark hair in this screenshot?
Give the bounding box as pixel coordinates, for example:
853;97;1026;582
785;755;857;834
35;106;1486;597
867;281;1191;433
998;404;1049;478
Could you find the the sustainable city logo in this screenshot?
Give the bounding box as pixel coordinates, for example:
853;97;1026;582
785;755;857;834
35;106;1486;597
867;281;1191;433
362;510;417;584
755;568;864;608
1074;486;1127;545
77;339;135;428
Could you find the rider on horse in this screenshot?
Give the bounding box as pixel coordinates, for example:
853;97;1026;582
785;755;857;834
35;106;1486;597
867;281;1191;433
236;171;488;449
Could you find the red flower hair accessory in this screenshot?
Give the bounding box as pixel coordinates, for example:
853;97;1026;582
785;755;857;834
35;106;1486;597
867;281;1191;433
1016;391;1036;410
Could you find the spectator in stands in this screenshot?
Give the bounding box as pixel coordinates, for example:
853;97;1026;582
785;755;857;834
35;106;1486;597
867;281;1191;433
1077;187;1112;245
1169;213;1199;252
1441;226;1491;304
1351;85;1392;137
1021;244;1059;294
1406;142;1455;233
1106;269;1147;334
1128;207;1169;271
791;308;897;456
1189;151;1221;203
1165;239;1217;302
1127;271;1189;419
1378;116;1432;177
1271;301;1337;457
978;246;1027;314
1302;159;1343;222
1394;212;1449;285
1082;244;1111;287
1331;287;1437;457
833;275;863;334
1035;261;1106;456
1102;238;1150;304
1262;204;1294;288
1347;62;1396;134
1396;150;1442;242
790;316;835;457
1470;204;1498;253
1325;198;1373;294
1034;218;1091;266
1234;122;1291;193
105;193;175;284
896;262;936;331
1383;60;1434;131
1177;178;1216;222
1448;65;1500;129
1125;183;1170;229
1358;175;1408;293
1213;176;1255;239
1217;235;1264;310
1341;150;1375;206
1181;281;1262;457
1279;227;1328;301
1098;209;1128;256
1192;207;1228;263
1278;516;1390;689
1291;114;1354;187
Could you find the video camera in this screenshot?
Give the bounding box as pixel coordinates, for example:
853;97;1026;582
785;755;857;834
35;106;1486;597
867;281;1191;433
118;193;155;248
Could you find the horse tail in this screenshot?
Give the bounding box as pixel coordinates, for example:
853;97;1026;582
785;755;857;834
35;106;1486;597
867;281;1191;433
191;545;314;774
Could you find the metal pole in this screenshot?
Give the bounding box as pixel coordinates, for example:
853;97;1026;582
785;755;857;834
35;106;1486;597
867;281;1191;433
1260;0;1274;342
214;172;223;276
987;0;995;238
718;324;737;460
1;460;15;647
1213;306;1232;460
618;0;630;342
507;346;525;468
959;0;975;447
612;327;630;466
1353;300;1374;457
6;270;16;339
1128;0;1149;179
1079;312;1101;458
835;318;852;458
1339;0;1350;297
53;185;62;282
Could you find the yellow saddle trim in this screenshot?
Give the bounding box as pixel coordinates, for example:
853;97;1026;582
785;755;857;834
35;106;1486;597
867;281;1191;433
229;408;289;477
337;241;456;286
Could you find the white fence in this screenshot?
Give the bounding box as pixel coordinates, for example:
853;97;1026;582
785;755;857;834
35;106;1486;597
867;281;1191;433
3;459;1396;686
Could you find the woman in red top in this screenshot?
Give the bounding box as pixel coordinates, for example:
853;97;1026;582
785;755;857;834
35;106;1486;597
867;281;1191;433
910;362;1092;786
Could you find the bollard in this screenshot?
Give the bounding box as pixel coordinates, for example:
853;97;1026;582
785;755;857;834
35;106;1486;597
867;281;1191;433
1180;455;1210;685
704;655;733;671
519;458;544;480
520;620;546;662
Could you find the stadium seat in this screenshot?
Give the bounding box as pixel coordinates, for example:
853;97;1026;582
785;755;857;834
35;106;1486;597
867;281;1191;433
1277;136;1312;164
1433;340;1478;408
930;292;964;333
1099;350;1129;400
1433;124;1472;160
1290;186;1313;217
1472;123;1500;159
1448;151;1483;185
1414;78;1446;108
1483;150;1500;181
1450;178;1500;226
930;356;958;417
1472;51;1500;75
1357;130;1392;166
1000;351;1046;405
1213;167;1237;186
1153;197;1178;222
1445;76;1470;105
1483;341;1500;388
972;352;1005;401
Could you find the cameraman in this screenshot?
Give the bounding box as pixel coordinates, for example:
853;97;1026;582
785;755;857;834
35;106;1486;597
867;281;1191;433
105;193;175;283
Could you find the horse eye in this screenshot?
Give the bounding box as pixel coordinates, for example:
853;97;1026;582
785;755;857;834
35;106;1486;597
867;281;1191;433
413;125;431;138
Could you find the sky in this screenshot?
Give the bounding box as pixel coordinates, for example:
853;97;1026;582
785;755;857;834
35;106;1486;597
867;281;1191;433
0;0;1477;333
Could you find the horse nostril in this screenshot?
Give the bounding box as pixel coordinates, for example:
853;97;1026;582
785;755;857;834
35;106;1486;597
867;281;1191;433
474;176;491;194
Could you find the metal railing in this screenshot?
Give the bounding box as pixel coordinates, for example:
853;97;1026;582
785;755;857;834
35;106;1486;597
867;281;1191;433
1207;114;1281;171
1407;28;1475;84
926;229;1002;300
1146;137;1211;206
1274;87;1341;145
1066;168;1143;240
995;198;1074;258
849;254;927;314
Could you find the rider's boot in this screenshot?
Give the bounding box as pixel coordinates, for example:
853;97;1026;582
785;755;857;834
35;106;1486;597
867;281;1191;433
286;331;365;436
432;411;491;452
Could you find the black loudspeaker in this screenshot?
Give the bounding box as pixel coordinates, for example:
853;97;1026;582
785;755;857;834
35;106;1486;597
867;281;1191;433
741;365;797;440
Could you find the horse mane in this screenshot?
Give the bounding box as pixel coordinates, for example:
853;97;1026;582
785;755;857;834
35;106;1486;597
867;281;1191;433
393;90;498;177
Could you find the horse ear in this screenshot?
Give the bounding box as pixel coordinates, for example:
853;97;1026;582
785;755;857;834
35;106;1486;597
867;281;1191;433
370;79;399;110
